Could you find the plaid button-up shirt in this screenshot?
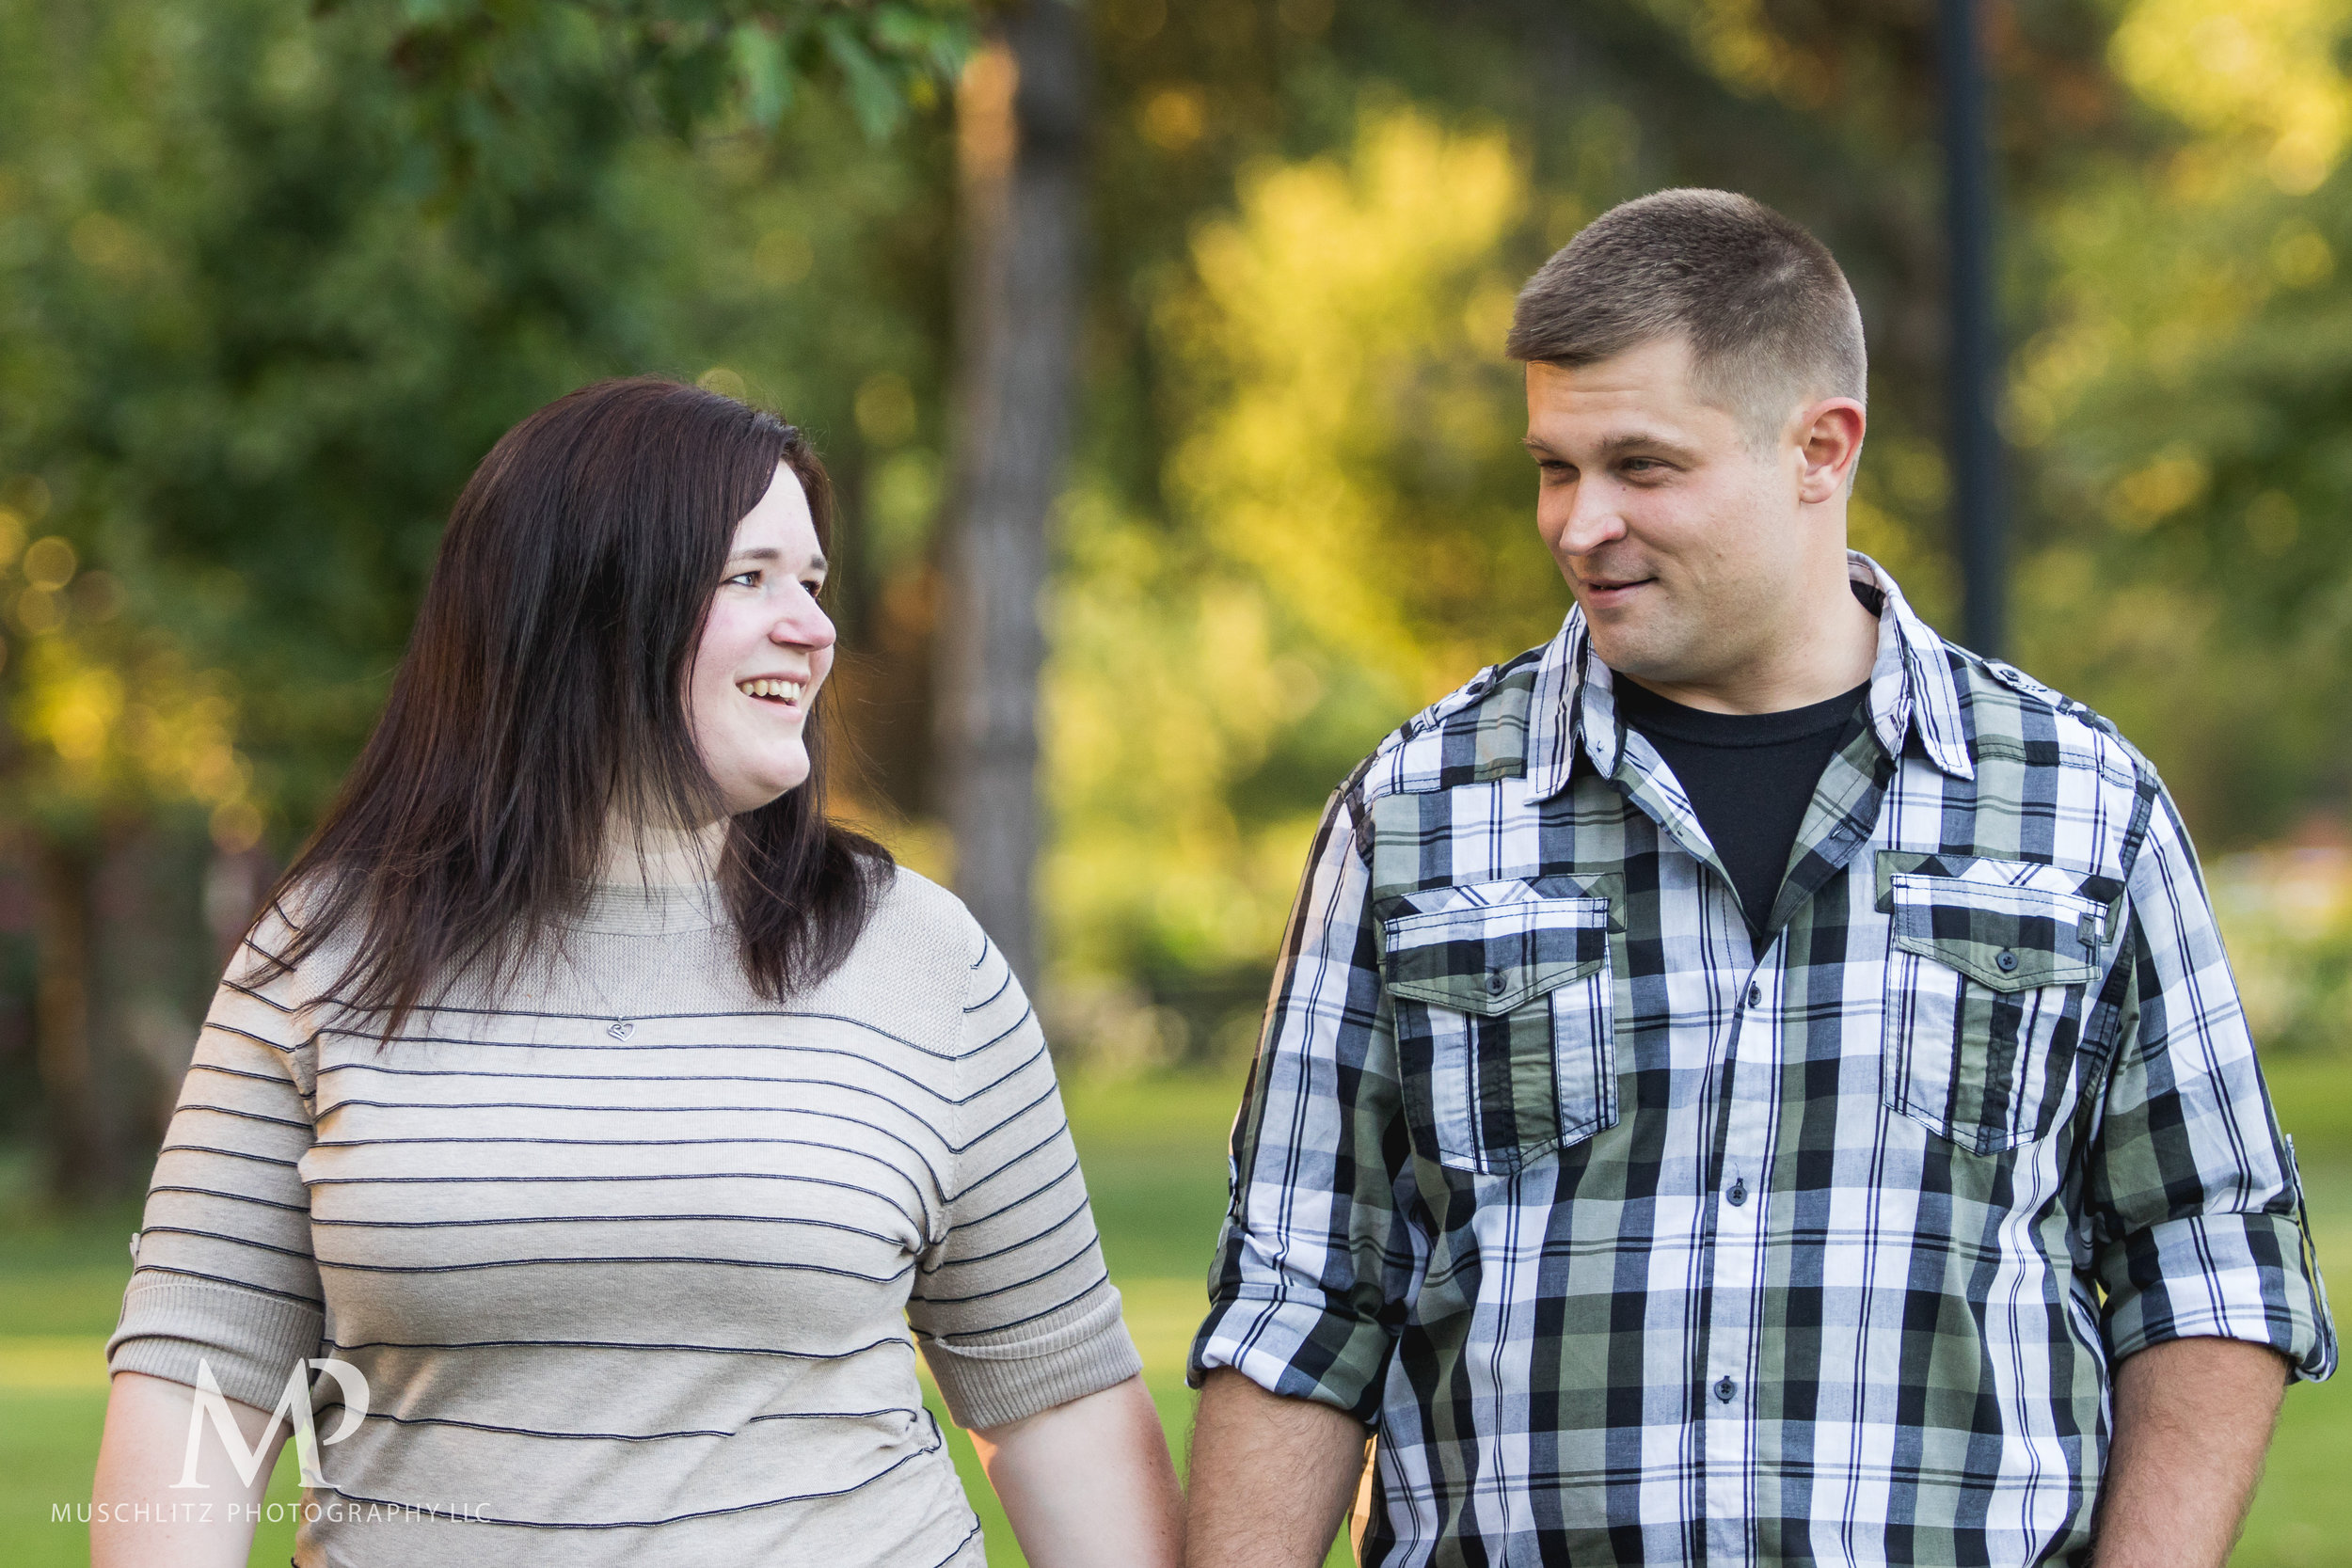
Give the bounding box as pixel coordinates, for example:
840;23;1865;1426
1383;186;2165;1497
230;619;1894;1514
1190;555;2334;1568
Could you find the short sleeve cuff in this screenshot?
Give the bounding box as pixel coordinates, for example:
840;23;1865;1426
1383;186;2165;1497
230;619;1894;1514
916;1282;1143;1431
2102;1211;2337;1383
1187;1284;1392;1424
107;1277;326;1411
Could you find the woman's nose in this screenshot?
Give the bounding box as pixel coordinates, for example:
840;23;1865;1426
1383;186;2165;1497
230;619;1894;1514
771;594;835;651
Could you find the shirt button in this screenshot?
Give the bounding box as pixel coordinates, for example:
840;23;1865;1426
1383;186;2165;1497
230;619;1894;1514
1714;1377;1737;1403
1726;1179;1747;1207
1746;983;1762;1007
1486;968;1508;995
1995;950;2020;974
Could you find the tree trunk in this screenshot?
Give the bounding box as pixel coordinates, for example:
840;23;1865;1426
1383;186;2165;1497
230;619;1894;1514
934;0;1089;991
32;832;111;1200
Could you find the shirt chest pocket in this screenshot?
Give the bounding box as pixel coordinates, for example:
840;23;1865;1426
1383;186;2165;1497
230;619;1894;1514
1379;882;1618;1176
1881;872;2105;1156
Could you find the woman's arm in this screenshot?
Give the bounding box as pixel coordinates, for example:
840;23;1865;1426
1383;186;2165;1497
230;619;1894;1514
969;1373;1182;1568
91;1370;287;1568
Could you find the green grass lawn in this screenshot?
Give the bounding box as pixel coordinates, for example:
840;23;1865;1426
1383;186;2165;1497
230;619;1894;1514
7;1058;2352;1566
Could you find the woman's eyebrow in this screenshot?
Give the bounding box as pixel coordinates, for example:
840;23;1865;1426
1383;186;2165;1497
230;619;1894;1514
727;547;829;572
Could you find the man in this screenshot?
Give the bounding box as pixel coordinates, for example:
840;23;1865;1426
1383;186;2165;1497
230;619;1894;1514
1183;189;2333;1568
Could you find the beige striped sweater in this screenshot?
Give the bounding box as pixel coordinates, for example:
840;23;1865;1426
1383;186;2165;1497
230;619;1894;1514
107;868;1141;1566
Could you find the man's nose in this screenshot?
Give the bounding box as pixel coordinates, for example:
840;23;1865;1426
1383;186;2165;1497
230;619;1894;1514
1552;482;1627;557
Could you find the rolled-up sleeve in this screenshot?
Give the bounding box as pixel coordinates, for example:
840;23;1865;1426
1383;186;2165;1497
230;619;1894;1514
2086;785;2336;1381
1187;782;1410;1424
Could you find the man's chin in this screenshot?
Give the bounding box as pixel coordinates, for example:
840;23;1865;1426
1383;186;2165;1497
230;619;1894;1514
1584;626;1705;690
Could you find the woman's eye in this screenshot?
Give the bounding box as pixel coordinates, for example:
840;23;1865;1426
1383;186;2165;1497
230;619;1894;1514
725;570;760;588
803;579;827;601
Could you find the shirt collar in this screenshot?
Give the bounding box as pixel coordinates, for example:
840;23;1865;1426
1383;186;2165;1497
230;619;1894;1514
1525;550;1974;802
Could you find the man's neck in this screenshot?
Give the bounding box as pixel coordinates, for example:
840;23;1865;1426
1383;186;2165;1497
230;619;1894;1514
1617;569;1881;716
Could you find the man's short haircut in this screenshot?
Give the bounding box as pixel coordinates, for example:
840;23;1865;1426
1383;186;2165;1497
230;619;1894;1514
1505;189;1867;442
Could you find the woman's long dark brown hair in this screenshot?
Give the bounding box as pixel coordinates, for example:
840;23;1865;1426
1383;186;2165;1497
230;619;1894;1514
259;376;891;1031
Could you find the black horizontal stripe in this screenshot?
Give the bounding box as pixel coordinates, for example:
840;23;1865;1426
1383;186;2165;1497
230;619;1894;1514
305;1165;919;1210
146;1183;309;1215
311;1211;910;1245
199;1021;303;1060
185;1060;301;1093
355;1404;923;1442
218;976;297;1014
155;1142;300;1171
319;1052;969;1105
173;1101;311;1134
326;1333;912;1361
137;1223;318;1264
315;1252;916;1284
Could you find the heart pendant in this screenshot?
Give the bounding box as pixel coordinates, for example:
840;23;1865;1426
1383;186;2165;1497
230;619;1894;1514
606;1020;636;1040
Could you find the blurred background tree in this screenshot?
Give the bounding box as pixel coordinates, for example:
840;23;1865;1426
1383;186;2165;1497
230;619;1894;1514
6;0;2352;1197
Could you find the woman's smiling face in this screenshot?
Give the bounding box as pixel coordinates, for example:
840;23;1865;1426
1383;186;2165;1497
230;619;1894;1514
688;461;834;816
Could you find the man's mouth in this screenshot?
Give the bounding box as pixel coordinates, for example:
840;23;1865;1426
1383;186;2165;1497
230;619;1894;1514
1581;576;1655;598
737;677;806;706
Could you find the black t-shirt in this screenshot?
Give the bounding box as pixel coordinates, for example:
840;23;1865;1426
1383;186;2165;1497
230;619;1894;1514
1613;676;1871;943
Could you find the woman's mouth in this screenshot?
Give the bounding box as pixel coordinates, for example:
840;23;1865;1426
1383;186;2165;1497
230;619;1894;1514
737;677;805;706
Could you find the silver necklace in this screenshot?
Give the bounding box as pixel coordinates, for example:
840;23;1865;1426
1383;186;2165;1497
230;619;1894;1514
552;941;637;1040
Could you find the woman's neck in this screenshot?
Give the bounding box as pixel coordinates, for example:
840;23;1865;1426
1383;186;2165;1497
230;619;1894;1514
598;816;727;886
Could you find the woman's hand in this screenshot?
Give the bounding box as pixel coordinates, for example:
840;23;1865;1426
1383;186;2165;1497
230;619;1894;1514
91;1370;285;1568
968;1373;1183;1568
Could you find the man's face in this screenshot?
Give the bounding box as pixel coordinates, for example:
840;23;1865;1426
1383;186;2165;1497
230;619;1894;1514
1523;337;1817;692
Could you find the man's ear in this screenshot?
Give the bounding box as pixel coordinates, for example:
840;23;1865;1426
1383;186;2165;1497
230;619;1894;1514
1794;399;1867;504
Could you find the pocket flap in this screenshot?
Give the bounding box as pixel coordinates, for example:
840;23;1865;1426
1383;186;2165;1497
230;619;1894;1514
1382;893;1611;1016
1887;874;2102;993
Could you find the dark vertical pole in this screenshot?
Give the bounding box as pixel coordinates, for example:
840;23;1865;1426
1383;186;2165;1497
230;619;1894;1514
1942;0;2003;656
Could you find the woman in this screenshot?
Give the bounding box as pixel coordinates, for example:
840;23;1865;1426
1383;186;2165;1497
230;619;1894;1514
89;377;1183;1566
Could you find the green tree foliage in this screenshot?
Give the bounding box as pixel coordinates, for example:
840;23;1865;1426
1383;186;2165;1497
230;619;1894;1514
356;0;973;149
0;0;946;836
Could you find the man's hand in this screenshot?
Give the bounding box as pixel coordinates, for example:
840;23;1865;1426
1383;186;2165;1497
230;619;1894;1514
2095;1336;2290;1567
1184;1368;1369;1568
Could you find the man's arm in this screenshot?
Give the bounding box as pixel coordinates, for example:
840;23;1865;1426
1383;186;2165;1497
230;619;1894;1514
1184;778;1406;1563
1184;1370;1367;1568
2093;1337;2289;1567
